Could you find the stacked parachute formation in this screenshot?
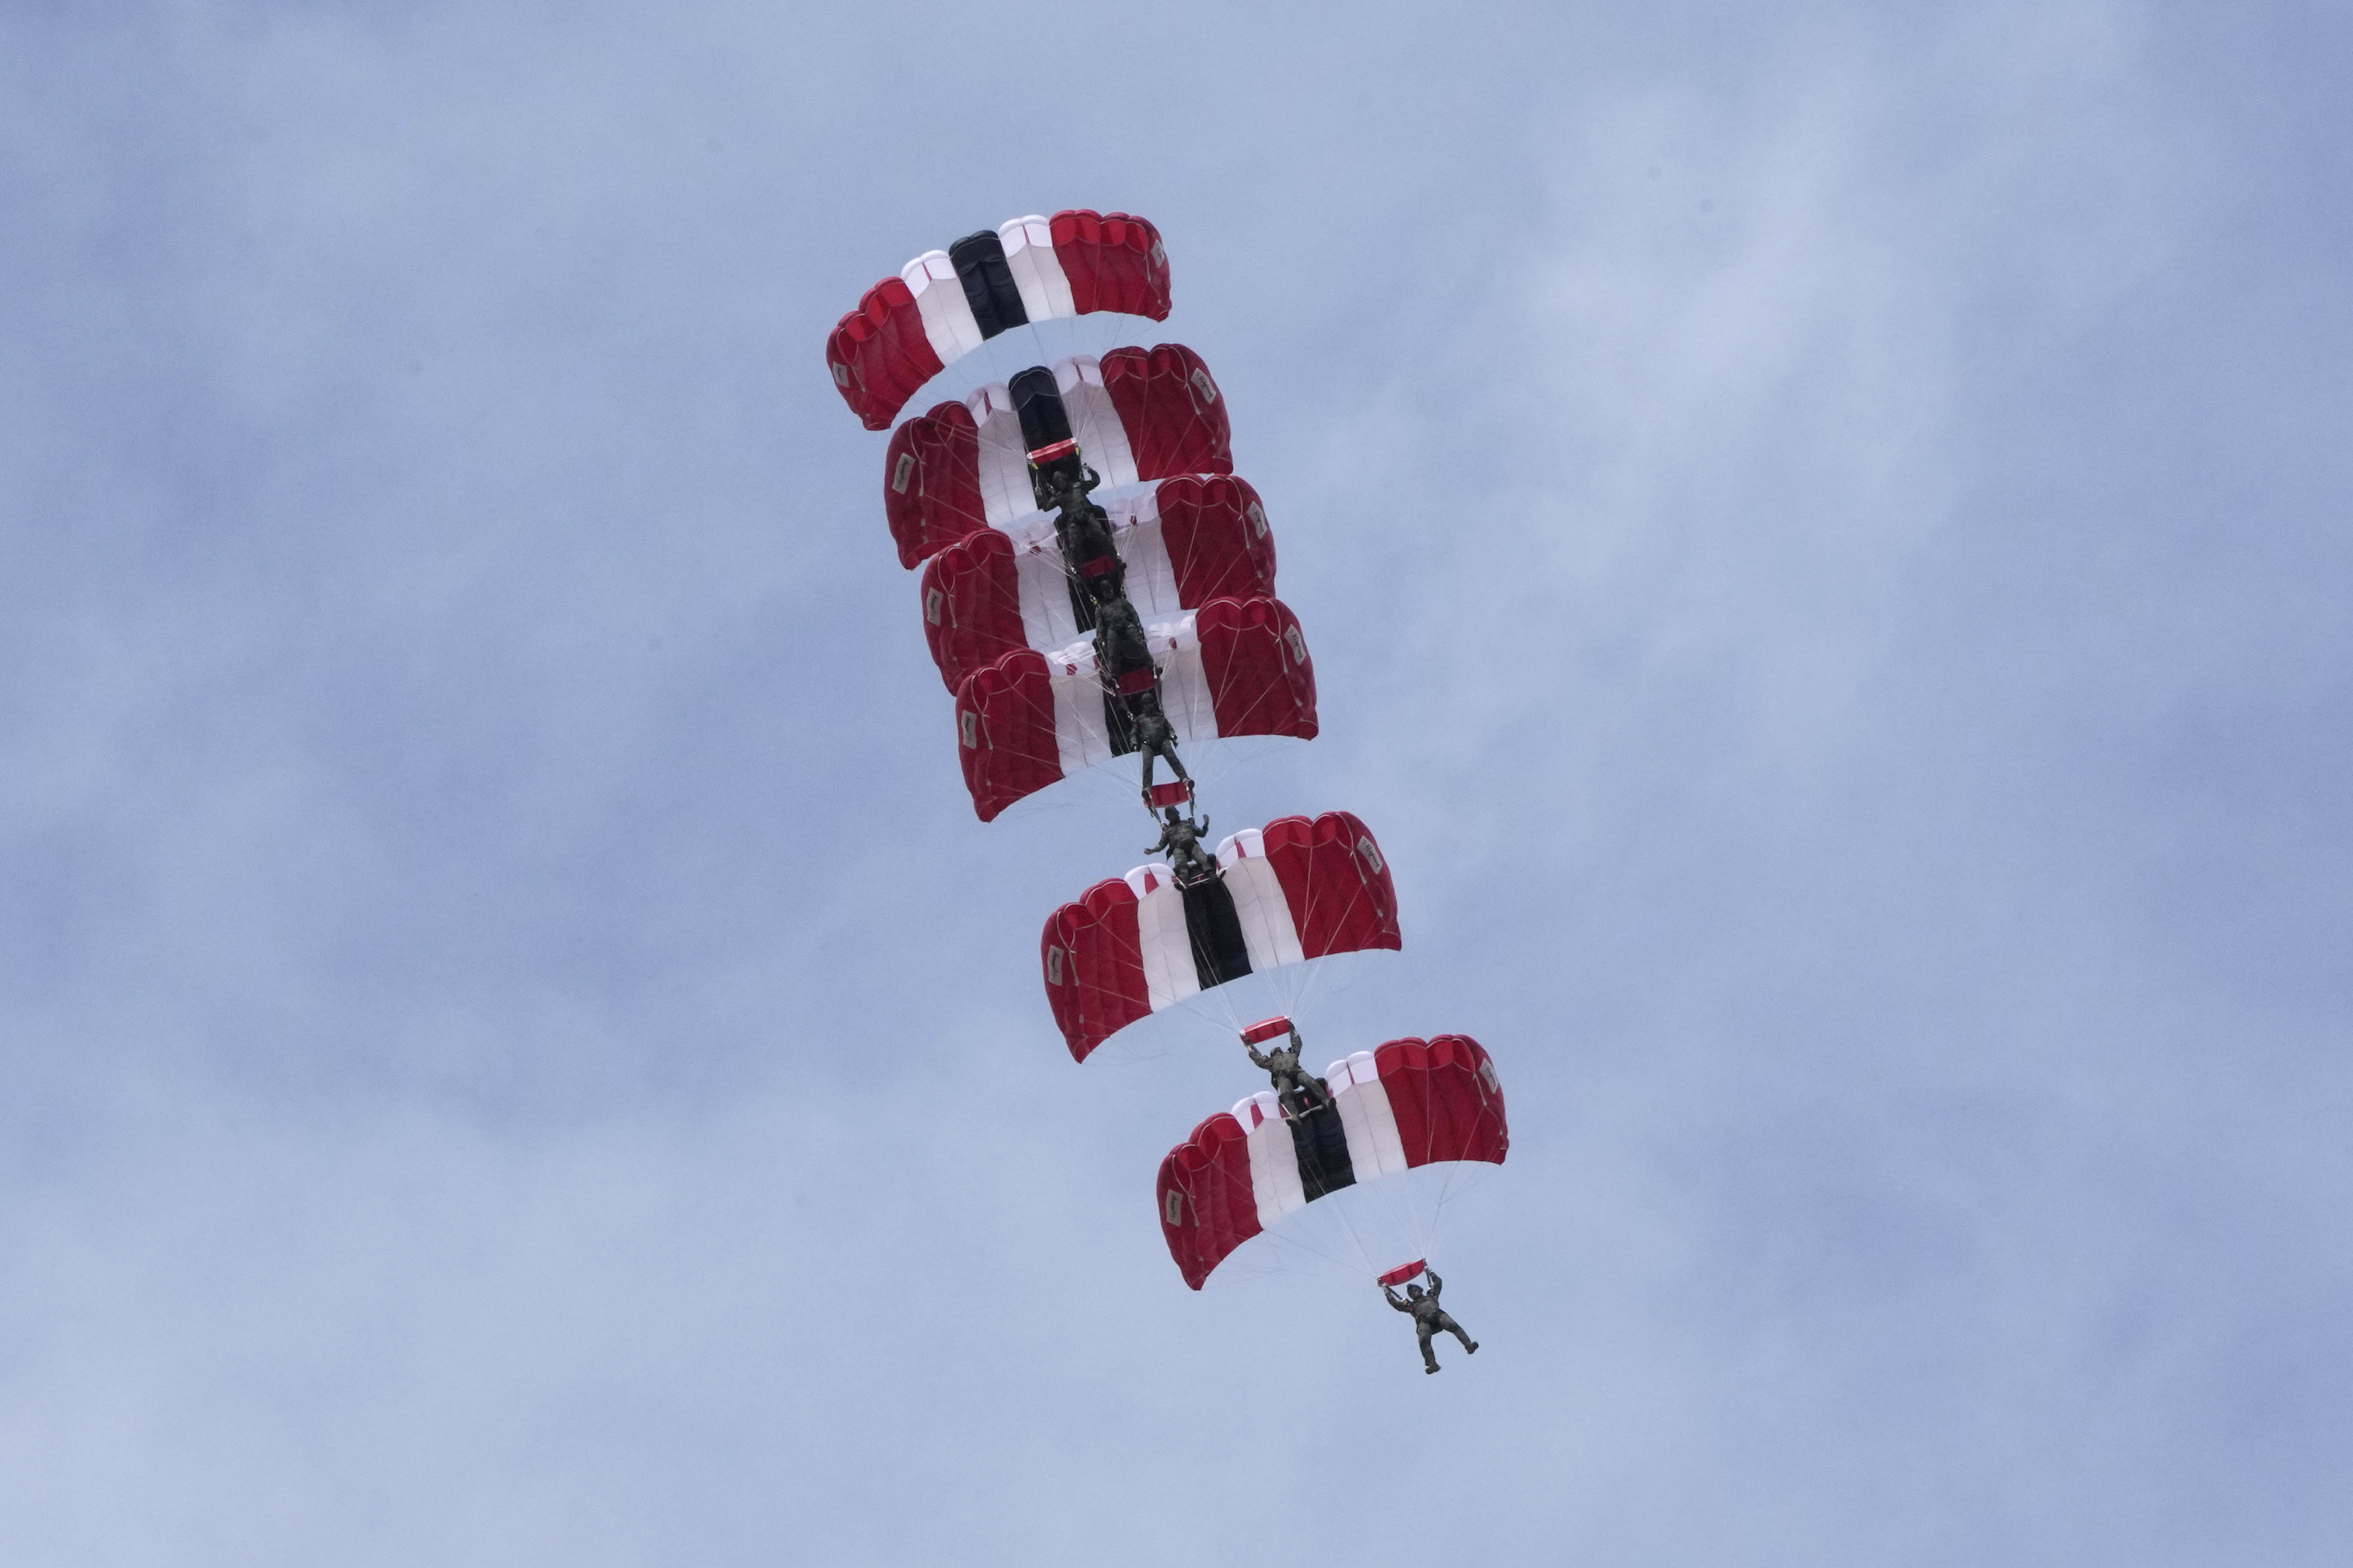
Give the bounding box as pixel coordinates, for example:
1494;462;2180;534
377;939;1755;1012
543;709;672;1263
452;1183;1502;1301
825;211;1505;1323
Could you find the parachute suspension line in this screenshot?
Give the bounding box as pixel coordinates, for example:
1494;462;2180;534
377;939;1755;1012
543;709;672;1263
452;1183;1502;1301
1251;1214;1370;1281
1319;1183;1388;1281
1372;1158;1434;1282
1426;1146;1473;1254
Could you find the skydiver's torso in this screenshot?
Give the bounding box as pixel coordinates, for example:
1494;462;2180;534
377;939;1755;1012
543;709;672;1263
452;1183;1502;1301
1093;597;1144;655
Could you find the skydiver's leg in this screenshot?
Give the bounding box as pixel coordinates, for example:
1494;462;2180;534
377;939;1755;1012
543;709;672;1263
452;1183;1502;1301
1418;1327;1440;1373
1438;1313;1477;1354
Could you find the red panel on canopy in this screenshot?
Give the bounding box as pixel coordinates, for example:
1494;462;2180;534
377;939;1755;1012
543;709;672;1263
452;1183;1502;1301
1158;475;1277;605
953;650;1064;822
1377;1035;1511;1170
920;529;1028;692
1102;345;1233;480
1257;809;1402;961
1197;597;1318;741
825;275;946;433
1042;878;1152;1064
1050;210;1172;321
1157;1112;1260;1291
884;401;985;569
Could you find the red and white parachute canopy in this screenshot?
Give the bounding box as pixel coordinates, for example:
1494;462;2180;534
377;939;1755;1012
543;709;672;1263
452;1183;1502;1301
1156;1035;1508;1290
884;345;1233;569
919;473;1275;691
827;211;1172;431
1041;811;1400;1060
954;597;1316;822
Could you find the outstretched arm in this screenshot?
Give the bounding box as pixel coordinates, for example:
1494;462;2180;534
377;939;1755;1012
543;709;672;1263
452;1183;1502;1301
1244;1043;1273;1072
1425;1271;1442;1298
1383;1287;1409;1311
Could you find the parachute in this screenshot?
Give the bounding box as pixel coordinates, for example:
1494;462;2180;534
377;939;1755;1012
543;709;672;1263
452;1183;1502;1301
917;475;1276;691
885;347;1233;568
955;596;1316;821
1157;1035;1508;1290
828;212;1172;431
1041;811;1400;1060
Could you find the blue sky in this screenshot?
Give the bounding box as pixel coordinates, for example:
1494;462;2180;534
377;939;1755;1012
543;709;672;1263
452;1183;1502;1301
3;3;2347;1562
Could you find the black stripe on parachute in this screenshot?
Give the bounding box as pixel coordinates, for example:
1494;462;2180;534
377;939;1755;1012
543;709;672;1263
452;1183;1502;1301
1009;366;1083;515
1180;874;1252;990
948;229;1029;339
1289;1095;1356;1200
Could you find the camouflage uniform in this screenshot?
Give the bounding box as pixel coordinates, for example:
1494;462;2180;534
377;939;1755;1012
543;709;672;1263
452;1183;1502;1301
1385;1271;1478;1373
1148;806;1218;885
1245;1029;1333;1117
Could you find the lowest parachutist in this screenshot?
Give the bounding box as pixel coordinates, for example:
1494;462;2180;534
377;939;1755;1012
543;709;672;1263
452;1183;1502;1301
1384;1269;1478;1374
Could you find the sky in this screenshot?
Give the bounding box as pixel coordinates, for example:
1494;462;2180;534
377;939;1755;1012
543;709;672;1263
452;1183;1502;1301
2;2;2349;1562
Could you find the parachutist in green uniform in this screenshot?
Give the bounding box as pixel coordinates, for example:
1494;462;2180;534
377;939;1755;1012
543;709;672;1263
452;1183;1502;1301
1384;1271;1478;1373
1045;460;1101;509
1133;704;1191;799
1048;464;1121;586
1149;805;1218;886
1245;1026;1332;1117
1092;595;1153;684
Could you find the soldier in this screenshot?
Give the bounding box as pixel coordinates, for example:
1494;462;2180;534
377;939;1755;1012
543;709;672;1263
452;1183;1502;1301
1244;1024;1332;1118
1384;1271;1479;1374
1131;702;1191;800
1042;459;1101;517
1047;463;1120;582
1091;594;1154;685
1147;805;1218;886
